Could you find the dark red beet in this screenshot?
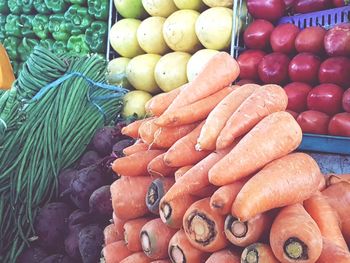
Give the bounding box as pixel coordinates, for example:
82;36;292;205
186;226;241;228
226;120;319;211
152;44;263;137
78;225;104;263
59;169;77;199
92;126;122;156
68;210;91;230
65;224;85;260
78;151;101;169
40;254;74;263
112;139;135;158
17;246;49;263
89;185;113;220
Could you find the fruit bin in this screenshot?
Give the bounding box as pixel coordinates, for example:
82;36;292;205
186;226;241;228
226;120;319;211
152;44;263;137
232;0;350;155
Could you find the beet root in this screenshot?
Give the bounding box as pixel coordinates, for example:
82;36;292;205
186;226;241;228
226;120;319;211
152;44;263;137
17;246;49;263
78;151;101;169
89;185;113;221
78;224;104;263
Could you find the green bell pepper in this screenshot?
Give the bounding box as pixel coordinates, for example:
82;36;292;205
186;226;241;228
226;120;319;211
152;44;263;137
88;0;108;20
44;0;68;13
3;37;20;60
67;0;86;5
7;1;21;14
18;38;39;62
0;0;9;14
48;14;70;41
33;0;51;14
5;15;21;37
20;15;36;38
33;15;49;39
64;5;92;35
39;39;54;51
17;0;34;14
67;34;90;55
52;40;67;55
0;16;6;43
85;21;107;53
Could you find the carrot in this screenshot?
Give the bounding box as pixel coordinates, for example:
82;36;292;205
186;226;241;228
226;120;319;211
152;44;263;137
174;166;193;181
155;86;234;127
120;252;152;263
121;118;151;139
104;224;120;245
304;191;348;251
146;84;185;117
205;249;241;263
168;229;209;263
111;176;153;220
113;213;126;240
191;185;218;198
139;118;159;145
183;197;228;252
159;194;199;229
316;238;350;263
209;111;302;186
123;217;151;252
164;147;233;202
112;150;164;177
153;122;197;148
216;84;288;149
318;173;326;191
146;177;175;215
241;243;279;263
140;218;177;259
210;178;249;215
150;260;171;263
270;203;322;263
224;212;273;247
232;153;321;221
165;52;240;112
147;153;177;177
102;241;132;263
196;84;258;151
123;141;149;156
322;182;350;244
163;122;211;168
325;173;350;187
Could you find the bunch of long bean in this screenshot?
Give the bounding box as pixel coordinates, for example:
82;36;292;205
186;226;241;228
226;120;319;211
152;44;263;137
0;47;126;262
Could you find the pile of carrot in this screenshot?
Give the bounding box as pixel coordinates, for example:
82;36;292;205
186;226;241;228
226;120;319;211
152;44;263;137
102;52;350;263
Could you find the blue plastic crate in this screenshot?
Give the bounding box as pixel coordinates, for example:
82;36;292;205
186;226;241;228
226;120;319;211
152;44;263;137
298;134;350;155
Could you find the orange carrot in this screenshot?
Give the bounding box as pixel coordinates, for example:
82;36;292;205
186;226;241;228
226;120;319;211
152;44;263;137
153;123;197;148
304;192;348;251
224;212;274;247
168;229;209;263
205;249;240;263
124;217;152;252
325;173;350;187
270;204;322;263
113;213;126;240
112;150;164;177
241;243;279;263
120;252;151;263
232;153;321;221
102;241;132;263
322;182;350;244
123;141;149;156
164;147;233;202
146;85;185;117
159;194;199;229
155;86;234;127
104;224;120;245
183;197;228;252
191;185;218;198
210;178;249;215
216;84;288;149
146;177;175;215
139;118;159;146
316;238;350;263
165;52;240;112
147;153;177;177
150;260;171;263
111;176;153;220
209;111;302;186
140;218;177;260
174;166;193;181
318;173;326;191
196;84;258;151
164;122;211;168
121;118;151;139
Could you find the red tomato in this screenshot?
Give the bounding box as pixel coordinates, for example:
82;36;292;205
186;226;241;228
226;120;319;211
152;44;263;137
243;19;275;50
333;0;347;7
295;26;326;54
247;0;286;22
286;110;299;119
294;0;332;13
283;0;296;7
236;79;257;85
307;84;344;115
258;52;290;84
270;23;300;54
324;23;350;57
288;53;321;85
237;50;266;80
297;110;330;134
319;57;350;88
328;112;350;137
284;82;312;112
343;88;350;113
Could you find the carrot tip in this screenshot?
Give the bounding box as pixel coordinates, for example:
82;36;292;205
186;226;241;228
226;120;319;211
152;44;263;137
185;212;215;246
169;245;185;263
284;237;308;260
224;215;247;238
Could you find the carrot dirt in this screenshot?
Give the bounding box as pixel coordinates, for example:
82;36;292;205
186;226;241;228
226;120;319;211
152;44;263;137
146;177;175;215
241;243;279;263
209;111;302;186
205;249;241;263
147;153;177;177
139;118;159;146
104;224;120;245
316;238;350;263
183;198;228;252
102;241;132;263
270;204;322;263
120;252;152;263
123;217;152;252
233;153;321;221
121;118;151;139
123;142;149;156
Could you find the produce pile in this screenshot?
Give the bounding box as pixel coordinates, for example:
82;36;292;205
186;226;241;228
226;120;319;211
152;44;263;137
102;52;350;262
237;0;350;137
0;0;109;76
